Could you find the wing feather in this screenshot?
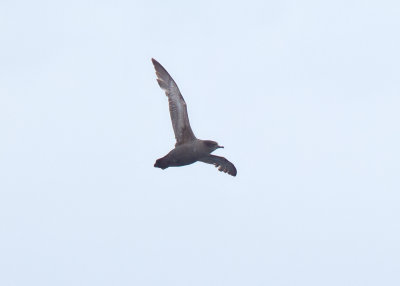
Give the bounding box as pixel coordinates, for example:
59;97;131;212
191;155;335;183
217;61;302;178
152;58;196;146
199;155;237;177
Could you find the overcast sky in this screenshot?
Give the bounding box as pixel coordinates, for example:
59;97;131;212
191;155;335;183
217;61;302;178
1;0;399;285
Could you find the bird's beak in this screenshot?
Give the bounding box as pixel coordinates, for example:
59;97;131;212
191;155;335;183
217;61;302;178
218;145;224;149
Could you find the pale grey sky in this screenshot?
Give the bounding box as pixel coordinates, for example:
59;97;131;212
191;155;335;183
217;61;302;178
1;0;399;285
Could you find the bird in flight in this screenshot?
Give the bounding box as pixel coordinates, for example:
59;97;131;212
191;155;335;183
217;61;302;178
151;58;237;176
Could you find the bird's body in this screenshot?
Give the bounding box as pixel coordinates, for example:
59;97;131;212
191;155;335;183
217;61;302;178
155;140;219;168
152;58;237;176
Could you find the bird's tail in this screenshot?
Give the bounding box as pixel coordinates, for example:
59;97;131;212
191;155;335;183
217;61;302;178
154;157;169;170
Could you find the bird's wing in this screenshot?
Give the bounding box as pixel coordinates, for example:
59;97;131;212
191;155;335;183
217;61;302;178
152;58;196;146
199;155;237;177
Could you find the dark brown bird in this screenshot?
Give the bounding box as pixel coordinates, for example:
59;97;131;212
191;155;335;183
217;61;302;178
152;58;237;176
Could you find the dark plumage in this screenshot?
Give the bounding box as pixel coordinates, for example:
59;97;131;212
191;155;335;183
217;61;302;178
152;58;237;176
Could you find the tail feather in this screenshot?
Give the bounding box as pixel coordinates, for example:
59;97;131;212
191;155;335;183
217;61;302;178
154;157;169;169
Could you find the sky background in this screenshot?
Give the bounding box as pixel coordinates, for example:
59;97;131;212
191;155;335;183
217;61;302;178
1;0;399;285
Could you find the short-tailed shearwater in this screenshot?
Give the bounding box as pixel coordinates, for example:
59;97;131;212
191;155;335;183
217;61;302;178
152;58;237;176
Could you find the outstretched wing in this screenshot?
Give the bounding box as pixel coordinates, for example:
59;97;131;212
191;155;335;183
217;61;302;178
199;155;237;177
152;58;196;146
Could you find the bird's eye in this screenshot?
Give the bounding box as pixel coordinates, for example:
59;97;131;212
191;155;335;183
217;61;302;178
205;141;214;148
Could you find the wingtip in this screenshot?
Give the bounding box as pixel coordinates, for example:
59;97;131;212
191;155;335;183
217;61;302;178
232;165;237;176
228;167;237;177
228;164;237;177
151;58;164;71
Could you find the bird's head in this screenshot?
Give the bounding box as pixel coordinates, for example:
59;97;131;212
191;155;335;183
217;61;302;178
204;140;224;153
